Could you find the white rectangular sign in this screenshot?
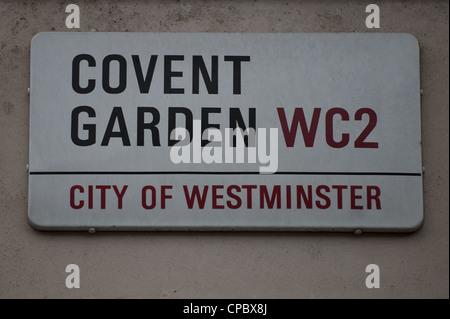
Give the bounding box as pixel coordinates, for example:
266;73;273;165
28;32;423;232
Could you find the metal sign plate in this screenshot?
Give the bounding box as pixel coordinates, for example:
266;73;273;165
29;32;423;232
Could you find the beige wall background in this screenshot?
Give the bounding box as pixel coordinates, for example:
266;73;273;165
0;0;448;299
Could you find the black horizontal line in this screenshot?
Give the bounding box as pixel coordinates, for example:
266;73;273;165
29;171;422;176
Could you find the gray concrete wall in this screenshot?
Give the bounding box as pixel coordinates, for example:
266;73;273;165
0;0;448;298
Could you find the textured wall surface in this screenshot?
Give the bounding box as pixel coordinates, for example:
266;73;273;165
0;0;448;298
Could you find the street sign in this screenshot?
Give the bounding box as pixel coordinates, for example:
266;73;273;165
28;32;423;232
